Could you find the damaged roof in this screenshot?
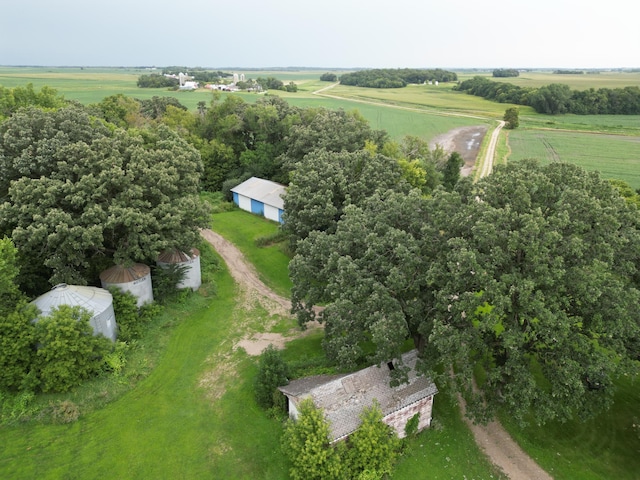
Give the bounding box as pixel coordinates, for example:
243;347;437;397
279;349;437;441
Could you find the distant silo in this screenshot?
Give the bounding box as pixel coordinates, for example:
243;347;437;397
100;263;154;307
157;248;202;291
31;284;117;341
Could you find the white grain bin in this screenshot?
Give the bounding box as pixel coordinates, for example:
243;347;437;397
156;248;201;291
100;263;154;307
30;284;117;341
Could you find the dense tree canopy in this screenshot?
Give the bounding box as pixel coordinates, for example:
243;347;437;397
290;161;640;424
0;83;67;120
493;69;520;78
282;149;409;247
136;74;179;89
455;76;640;114
340;69;457;88
0;106;209;286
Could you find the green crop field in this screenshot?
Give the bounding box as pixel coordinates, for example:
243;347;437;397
457;70;640;90
507;129;640;189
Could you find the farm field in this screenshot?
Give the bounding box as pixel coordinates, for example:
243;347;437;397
507;129;640;189
320;82;525;119
456;70;640;90
2;64;639;192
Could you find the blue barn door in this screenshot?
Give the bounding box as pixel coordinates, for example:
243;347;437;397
250;199;264;216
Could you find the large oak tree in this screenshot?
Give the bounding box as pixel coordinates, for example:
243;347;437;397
290;161;640;424
0;106;209;286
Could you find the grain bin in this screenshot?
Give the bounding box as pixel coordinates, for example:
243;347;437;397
30;284;117;341
100;263;154;307
156;248;202;291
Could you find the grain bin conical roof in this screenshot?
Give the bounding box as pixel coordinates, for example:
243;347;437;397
156;248;200;264
99;263;150;284
99;263;154;307
30;284;117;341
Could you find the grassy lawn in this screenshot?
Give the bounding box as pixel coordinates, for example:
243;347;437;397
211;208;293;298
500;375;640;480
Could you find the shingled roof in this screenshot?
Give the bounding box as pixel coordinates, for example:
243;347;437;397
279;349;437;441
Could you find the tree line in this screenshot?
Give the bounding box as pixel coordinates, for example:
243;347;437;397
137;73;179;88
339;68;458;88
492;68;519;78
454;76;640;114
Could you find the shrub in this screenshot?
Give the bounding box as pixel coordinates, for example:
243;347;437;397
50;400;80;424
0;390;36;423
33;305;111;393
151;263;188;305
110;289;145;342
404;412;420;438
344;402;401;477
254;344;289;409
282;399;343;480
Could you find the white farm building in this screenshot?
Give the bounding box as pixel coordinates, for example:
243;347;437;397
230;177;285;223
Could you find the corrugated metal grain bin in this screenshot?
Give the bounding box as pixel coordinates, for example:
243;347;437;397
156;248;202;291
100;263;154;307
31;284;117;341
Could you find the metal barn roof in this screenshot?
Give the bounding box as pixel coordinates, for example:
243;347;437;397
230;177;285;210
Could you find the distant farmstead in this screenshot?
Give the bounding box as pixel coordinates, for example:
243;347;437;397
230;177;285;223
279;349;437;442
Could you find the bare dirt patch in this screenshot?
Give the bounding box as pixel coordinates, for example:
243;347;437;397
200;228;322;357
430;125;488;177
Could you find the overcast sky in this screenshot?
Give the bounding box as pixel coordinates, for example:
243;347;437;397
2;0;638;69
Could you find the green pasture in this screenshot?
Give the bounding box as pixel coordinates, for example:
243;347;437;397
457;70;640;90
210;209;293;298
508;129;640;189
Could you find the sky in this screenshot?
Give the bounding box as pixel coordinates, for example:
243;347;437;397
2;0;639;69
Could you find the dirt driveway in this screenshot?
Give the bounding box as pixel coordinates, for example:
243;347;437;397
200;227;552;480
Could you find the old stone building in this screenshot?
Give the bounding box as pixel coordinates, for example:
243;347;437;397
279;349;437;442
